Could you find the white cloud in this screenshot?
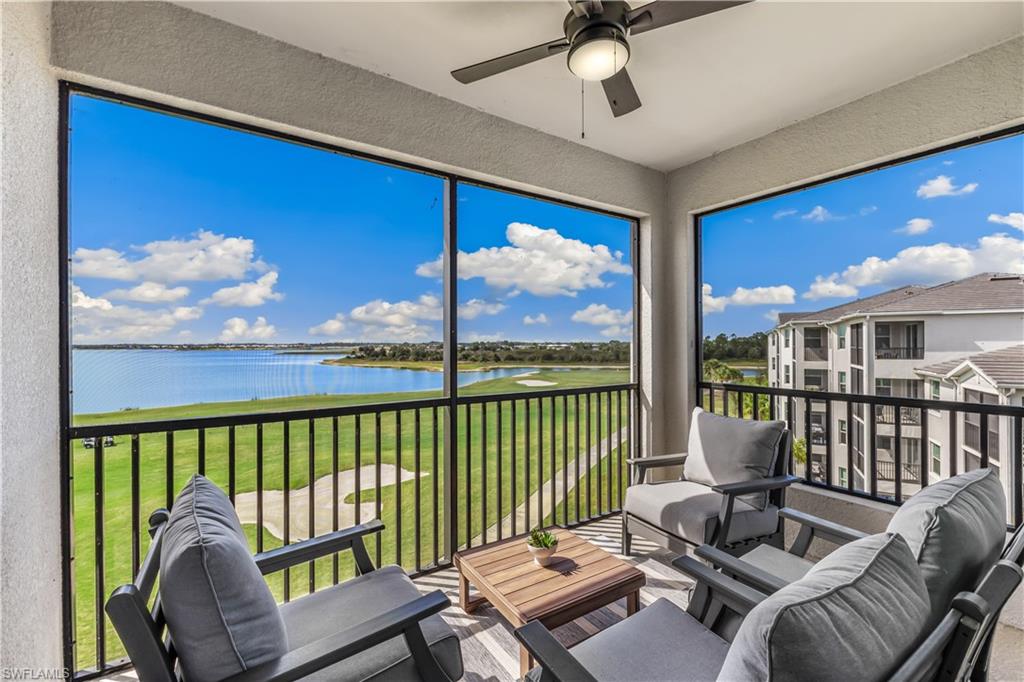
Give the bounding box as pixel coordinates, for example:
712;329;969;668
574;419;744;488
772;209;797;220
805;233;1024;299
105;281;191;303
72;230;268;282
916;175;978;199
72;283;202;341
860;205;879;216
942;160;954;166
201;271;284;307
803;274;859;300
416;222;631;297
218;316;276;342
802;206;836;222
349;293;442;342
702;282;796;312
308;313;346;337
523;313;550;325
897;218;934;236
988;212;1024;231
763;309;781;324
571;304;633;338
457;299;506;320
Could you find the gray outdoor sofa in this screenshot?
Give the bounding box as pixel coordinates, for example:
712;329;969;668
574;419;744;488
106;474;463;682
623;407;797;555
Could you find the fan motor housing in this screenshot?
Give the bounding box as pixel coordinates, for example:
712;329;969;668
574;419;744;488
563;1;631;45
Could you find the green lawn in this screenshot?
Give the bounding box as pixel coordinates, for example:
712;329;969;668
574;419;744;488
71;368;631;670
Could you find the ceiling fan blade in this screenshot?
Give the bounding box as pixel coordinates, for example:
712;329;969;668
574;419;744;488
602;68;641;117
627;1;752;35
451;38;570;84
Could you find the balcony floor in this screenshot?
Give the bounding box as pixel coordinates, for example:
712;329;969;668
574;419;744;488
99;514;1023;681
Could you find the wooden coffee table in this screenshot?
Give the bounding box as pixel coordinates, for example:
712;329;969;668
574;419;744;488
453;527;645;677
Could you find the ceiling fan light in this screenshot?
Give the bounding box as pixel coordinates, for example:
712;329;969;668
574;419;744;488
567;32;629;81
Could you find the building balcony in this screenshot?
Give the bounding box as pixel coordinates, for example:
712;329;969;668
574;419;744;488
876;346;925;360
803;346;828;362
875;404;922;425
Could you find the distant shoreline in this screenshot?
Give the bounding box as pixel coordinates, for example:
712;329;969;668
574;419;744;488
320;358;629;372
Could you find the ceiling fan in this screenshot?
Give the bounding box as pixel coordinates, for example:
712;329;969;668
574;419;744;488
451;1;752;118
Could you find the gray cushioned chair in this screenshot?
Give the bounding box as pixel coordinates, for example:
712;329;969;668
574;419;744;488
106;475;463;682
697;468;1008;610
622;407;797;555
515;532;960;682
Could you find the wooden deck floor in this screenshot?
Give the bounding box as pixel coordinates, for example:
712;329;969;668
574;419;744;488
101;514;1024;681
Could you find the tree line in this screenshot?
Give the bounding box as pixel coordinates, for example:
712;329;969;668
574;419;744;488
348;341;630;364
702;331;769;361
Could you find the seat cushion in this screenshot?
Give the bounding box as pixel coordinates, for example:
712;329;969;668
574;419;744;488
887;467;1007;624
280;565;462;682
625;480;779;545
740;544;814;585
719;533;930;682
683;407;785;510
160;474;288;682
526;598;729;682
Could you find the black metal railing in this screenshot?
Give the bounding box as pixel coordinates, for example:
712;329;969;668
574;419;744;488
66;383;637;678
699;381;1022;527
875;346;925;360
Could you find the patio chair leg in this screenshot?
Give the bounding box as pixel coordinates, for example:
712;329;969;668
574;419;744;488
622;514;632;556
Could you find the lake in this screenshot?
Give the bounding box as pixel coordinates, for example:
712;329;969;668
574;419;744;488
72;349;537;414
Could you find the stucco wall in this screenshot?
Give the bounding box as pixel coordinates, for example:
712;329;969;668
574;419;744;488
0;0;64;670
662;36;1024;454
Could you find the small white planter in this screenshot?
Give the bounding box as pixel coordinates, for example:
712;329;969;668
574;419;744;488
528;542;558;567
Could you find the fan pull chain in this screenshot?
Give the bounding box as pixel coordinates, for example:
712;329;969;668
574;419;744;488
580;80;586;139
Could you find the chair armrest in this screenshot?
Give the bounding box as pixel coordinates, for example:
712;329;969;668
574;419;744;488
254;520;384;575
711;474;799;497
671;555;767;617
625;453;687;469
223;590;451;682
695;544;790;594
514;621;598;682
778;508;867;545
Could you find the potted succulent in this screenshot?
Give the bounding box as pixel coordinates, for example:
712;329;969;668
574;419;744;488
526;527;559;567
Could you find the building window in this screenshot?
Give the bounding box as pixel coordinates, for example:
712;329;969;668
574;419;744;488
838;371;847;393
784;364;791;384
930;379;940;400
839;419;848;445
784;329;790;348
837;325;847;349
838;466;848;488
875;378;892;397
875;323;891;351
771;356;776;370
931;442;941;476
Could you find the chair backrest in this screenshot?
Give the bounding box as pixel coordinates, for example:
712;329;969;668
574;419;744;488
889;556;1023;682
105;509;178;682
770;429;791;508
966;522;1024;681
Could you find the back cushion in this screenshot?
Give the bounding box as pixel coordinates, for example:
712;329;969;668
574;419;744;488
683;407;785;510
887;468;1006;624
161;475;288;682
719;533;930;682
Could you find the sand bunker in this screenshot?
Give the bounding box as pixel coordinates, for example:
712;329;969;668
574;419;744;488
235;464;428;540
516;379;558;387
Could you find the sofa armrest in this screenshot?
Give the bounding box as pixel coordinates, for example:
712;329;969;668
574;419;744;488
779;507;867;556
711;474;799;497
695;544;790;594
254;519;384;575
671;555;767;617
625;453;687;468
224;590;452;682
514;621;599;682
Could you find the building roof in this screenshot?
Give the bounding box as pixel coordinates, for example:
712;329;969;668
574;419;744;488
775;273;1024;327
915;344;1024;388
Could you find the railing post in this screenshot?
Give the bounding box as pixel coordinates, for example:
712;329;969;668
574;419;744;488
442;174;458;563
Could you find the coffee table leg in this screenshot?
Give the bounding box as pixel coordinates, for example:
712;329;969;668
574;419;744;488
519;644;534;678
459;571;470;612
627;590;640;616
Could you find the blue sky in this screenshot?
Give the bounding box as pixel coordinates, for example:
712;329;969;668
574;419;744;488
69;94;633;344
701;132;1023;337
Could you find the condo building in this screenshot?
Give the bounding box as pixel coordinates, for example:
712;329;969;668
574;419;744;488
768;273;1024;514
